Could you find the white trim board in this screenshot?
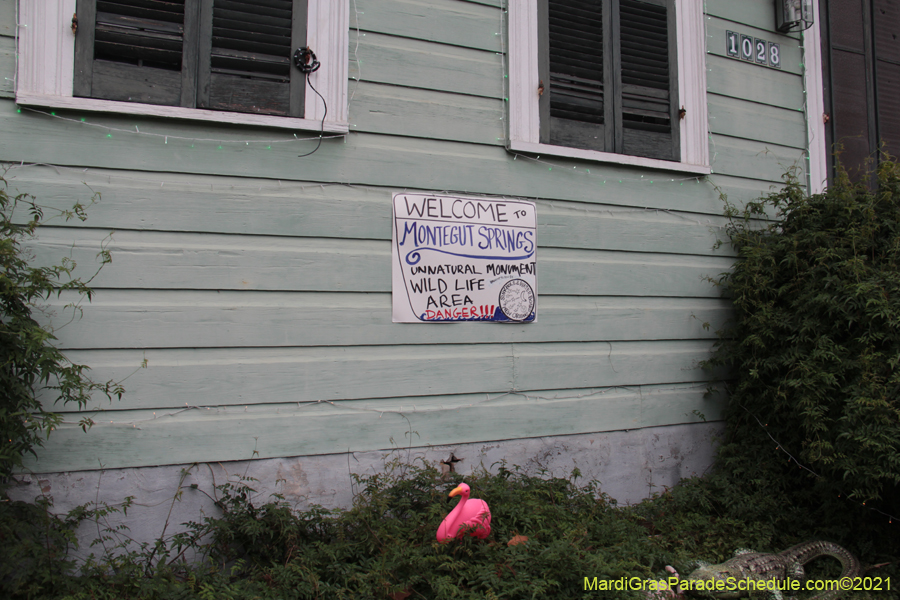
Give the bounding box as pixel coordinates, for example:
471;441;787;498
803;1;827;194
508;140;711;174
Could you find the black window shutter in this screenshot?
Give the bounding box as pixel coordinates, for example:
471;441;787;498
538;0;678;160
74;0;199;107
820;0;900;183
197;0;307;117
74;0;306;117
540;0;613;152
821;0;875;180
618;0;679;161
873;0;900;160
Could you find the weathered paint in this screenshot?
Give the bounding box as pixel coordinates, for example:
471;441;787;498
26;383;725;471
9;422;724;554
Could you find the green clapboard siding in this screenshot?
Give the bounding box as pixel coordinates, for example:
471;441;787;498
709;135;807;182
0;0;816;473
23;383;726;472
706;55;804;110
5;168;733;255
26;227;732;296
0;0;14;37
353;0;503;53
708;94;806;149
55;340;722;412
1;108;734;213
44;292;730;350
0;36;13;99
349;81;505;144
462;0;503;7
349;31;503;98
4;165;736;230
705;0;799;36
701;173;787;209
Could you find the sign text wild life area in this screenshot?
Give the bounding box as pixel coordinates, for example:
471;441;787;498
392;193;537;323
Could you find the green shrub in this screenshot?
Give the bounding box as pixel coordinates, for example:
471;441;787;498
0;496;87;598
0;176;121;479
708;162;900;508
191;465;669;600
2;462;897;599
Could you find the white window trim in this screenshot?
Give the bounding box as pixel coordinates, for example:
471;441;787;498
16;0;349;134
803;0;827;194
508;0;710;174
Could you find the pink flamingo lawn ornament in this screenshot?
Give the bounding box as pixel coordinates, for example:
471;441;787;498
436;482;491;542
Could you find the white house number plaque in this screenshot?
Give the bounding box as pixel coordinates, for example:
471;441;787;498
726;30;781;69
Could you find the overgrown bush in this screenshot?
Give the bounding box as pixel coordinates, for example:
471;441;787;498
4;462;895;600
9;466;673;599
707;161;900;509
189;465;668;599
0;176;121;479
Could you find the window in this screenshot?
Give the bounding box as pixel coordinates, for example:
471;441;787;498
539;0;677;160
17;0;348;132
508;0;709;173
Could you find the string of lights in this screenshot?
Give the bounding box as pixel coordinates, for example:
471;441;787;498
17;107;343;148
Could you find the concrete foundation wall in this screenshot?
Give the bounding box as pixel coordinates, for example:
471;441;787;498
8;422;722;558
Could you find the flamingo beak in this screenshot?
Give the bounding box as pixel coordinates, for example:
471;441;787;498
449;486;463;498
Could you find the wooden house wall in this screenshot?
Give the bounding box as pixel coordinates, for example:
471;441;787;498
0;0;808;473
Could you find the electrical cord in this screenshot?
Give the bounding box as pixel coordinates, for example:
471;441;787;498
298;74;327;158
293;47;328;158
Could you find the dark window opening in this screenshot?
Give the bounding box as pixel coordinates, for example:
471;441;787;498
538;0;679;161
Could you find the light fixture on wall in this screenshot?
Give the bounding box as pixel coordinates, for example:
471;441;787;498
776;0;814;32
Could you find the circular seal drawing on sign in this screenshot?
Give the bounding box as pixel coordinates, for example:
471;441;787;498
499;279;535;321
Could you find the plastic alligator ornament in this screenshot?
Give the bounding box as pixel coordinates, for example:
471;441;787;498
436;482;491;542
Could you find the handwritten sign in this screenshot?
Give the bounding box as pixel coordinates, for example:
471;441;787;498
392;193;537;323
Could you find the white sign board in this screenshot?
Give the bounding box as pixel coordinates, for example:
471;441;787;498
392;193;537;323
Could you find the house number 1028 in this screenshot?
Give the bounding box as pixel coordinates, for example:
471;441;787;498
726;30;781;69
